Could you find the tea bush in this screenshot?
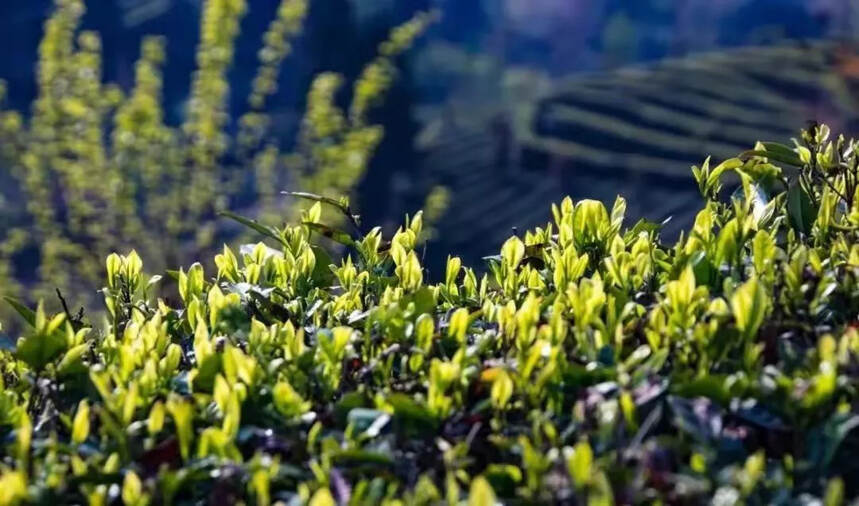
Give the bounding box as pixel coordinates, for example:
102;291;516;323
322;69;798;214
0;0;438;319
2;124;859;504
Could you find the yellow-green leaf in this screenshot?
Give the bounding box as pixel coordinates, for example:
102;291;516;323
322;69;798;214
468;476;496;506
72;400;90;444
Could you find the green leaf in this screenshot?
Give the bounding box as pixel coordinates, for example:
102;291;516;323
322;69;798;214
272;380;309;418
57;343;90;377
824;477;845;506
415;312;435;350
610;196;627;230
283;191;346;211
166;396;194;461
573;199;609;246
219;210;286;246
447;308;470;342
740;147;803;167
484;464;522;496
388;393;438;430
568;440;594;488
468;476;496;506
72;400;90;444
714;219;740;267
762;142;802;159
4;296;36;327
730;277;767;340
706;158;743;193
589;471;615;506
15;303;67;370
445;255;462;287
500;236;525;270
0;471;27;505
787;182;816;235
106;253;122;289
331;448;395;467
490;369;514;409
147;402;165;435
250;469;271;506
308;488;336;506
305;201;322;223
625;217;664;239
310;245;336;285
752;230;776;275
122;471;143;506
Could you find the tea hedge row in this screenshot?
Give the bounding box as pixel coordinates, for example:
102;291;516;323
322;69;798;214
2;124;859;504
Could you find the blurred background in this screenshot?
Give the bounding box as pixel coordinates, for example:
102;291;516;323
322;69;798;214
1;0;859;302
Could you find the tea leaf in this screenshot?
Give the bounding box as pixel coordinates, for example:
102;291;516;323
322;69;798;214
787;182;816;235
730;277;767;340
568;440;594;488
468;476;496;506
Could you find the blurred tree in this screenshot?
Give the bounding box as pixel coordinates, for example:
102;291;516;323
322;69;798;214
0;0;435;324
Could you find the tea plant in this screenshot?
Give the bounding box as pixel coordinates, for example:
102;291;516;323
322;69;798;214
0;0;437;321
2;124;859;504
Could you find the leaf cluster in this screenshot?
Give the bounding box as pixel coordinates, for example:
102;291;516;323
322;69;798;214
3;125;859;504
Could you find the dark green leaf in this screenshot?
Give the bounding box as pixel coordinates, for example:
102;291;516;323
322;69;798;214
787;182;816;234
219;210;286;246
740;148;803;167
